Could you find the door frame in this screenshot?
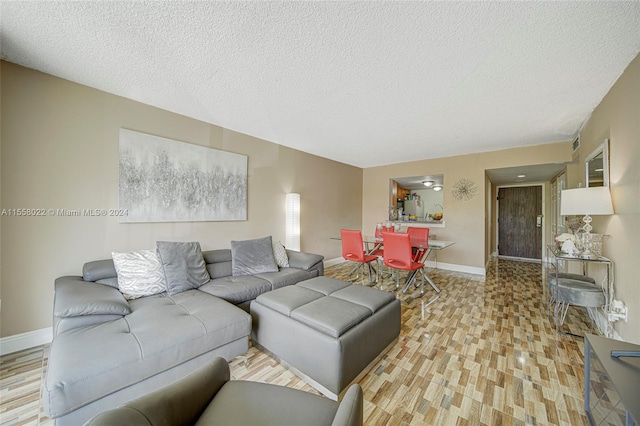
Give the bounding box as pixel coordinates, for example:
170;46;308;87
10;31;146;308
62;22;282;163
495;183;546;262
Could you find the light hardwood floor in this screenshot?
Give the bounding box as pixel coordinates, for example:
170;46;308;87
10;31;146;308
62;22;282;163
1;258;593;425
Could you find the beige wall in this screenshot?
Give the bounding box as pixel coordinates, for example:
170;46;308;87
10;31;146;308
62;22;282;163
0;62;362;337
569;53;640;343
363;144;572;270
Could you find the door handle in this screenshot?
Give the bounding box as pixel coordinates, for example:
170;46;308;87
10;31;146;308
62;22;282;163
536;215;542;227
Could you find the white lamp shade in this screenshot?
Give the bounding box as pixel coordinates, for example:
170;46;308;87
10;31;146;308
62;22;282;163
561;187;613;216
285;193;300;251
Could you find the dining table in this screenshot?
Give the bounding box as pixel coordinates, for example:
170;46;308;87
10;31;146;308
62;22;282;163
333;233;455;296
362;234;455;295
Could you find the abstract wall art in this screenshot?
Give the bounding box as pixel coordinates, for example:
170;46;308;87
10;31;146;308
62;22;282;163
119;129;247;222
451;178;479;202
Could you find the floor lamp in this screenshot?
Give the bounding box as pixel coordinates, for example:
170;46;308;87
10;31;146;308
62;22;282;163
286;193;300;251
560;187;613;258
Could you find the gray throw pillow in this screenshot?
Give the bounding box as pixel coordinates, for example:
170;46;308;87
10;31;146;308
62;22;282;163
156;241;211;295
231;236;279;276
272;240;289;268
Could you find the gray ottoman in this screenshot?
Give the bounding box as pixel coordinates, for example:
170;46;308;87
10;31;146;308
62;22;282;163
250;276;401;400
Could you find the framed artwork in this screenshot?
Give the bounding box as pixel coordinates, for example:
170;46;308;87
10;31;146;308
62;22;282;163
119;129;247;222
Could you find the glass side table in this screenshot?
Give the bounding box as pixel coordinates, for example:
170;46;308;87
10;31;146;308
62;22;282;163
584;334;640;425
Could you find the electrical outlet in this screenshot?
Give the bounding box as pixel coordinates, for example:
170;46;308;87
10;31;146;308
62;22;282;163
609;300;628;322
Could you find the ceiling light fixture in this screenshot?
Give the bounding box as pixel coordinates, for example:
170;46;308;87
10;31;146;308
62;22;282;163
422;181;434;187
432;185;443;191
517;174;526;178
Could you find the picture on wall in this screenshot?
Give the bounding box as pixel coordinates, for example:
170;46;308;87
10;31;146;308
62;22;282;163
119;128;247;223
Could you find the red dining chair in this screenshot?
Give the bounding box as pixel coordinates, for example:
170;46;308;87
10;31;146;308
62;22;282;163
382;232;428;295
340;229;378;284
406;227;430;262
372;225;394;257
373;226;394;278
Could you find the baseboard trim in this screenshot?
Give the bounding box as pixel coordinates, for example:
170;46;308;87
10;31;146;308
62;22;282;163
591;309;624;341
434;262;486;277
0;327;52;356
324;257;345;268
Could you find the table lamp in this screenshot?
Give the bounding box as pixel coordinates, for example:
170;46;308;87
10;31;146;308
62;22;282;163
560;187;613;258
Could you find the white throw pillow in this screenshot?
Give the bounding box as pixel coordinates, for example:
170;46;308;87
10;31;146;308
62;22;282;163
112;250;167;299
272;240;289;268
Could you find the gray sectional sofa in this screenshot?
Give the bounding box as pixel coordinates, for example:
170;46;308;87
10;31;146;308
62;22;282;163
44;245;324;426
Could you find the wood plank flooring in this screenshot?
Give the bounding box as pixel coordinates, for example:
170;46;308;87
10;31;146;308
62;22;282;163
1;258;593;425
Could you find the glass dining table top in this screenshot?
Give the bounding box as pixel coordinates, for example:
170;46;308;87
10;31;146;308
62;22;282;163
364;235;454;249
333;234;455;250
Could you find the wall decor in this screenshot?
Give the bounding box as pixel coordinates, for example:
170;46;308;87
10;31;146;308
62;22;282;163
451;178;479;201
119;129;247;223
585;139;609;188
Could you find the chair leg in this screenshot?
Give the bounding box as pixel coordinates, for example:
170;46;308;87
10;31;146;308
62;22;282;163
377;259;392;279
560;302;571;325
347;262;363;282
401;271;418;294
366;262;375;284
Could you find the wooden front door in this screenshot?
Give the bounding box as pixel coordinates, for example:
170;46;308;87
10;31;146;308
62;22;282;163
498;186;542;259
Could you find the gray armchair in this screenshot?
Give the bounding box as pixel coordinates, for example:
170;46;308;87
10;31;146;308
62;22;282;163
84;357;363;426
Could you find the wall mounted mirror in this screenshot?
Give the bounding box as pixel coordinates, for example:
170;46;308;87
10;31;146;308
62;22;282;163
389;175;444;221
585;139;609;187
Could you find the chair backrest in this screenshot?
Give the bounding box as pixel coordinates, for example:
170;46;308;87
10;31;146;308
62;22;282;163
381;232;414;269
406;227;430;246
375;225;395;238
340;229;365;262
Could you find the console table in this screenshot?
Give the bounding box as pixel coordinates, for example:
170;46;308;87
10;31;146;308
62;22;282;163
547;245;612;337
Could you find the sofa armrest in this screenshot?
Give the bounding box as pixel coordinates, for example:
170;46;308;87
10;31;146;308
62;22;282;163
286;250;324;275
331;384;363;426
84;357;231;426
54;276;131;318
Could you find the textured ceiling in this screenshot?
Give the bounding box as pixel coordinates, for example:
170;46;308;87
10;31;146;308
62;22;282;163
2;1;640;168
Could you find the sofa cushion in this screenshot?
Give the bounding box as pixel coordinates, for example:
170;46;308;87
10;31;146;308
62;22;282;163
112;250;167;299
95;277;119;288
156;241;210;295
230;236;278;276
297;276;351;295
54;277;131;318
202;250;232;279
83;259;117;282
254;286;324;317
254;268;317;290
198;276;272;305
285;250;324;271
291;297;372;338
43;290;251;419
330;285;396;314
